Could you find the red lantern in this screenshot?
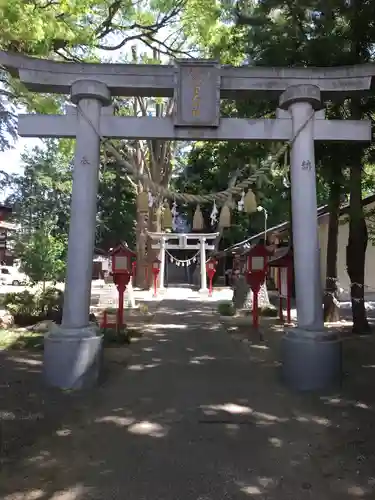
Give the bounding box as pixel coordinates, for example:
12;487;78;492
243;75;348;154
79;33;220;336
269;247;293;324
151;258;161;297
245;243;272;329
107;243;136;331
206;257;217;297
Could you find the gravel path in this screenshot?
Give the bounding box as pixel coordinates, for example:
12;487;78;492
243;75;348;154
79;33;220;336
0;297;375;499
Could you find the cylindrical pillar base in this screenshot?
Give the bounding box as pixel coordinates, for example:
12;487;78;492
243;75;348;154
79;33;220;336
43;326;103;390
281;327;342;391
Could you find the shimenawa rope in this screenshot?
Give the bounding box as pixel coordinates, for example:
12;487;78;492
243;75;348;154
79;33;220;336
75;104;315;204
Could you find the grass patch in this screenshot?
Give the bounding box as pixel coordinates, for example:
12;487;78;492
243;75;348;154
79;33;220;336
0;328;44;350
0;324;142;351
260;305;278;317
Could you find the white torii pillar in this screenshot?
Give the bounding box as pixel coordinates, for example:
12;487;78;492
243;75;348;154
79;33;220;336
42;81;111;390
279;85;351;391
199;237;208;293
159;236;166;291
279;86;324;330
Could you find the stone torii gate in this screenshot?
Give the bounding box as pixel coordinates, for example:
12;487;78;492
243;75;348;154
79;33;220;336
148;232;219;292
1;52;372;391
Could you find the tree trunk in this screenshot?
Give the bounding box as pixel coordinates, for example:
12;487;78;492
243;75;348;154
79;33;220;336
345;19;371;334
347;161;370;334
232;275;271;312
323;180;341;322
135;202;163;290
135;208;149;289
148;202;163;288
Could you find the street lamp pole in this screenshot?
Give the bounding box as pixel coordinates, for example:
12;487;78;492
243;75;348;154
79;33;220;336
257;206;268;244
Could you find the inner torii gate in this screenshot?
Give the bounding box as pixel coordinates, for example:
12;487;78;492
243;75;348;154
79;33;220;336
148;232;219;292
2;51;372;391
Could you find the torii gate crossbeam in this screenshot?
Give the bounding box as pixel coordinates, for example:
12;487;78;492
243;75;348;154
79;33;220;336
18;112;371;142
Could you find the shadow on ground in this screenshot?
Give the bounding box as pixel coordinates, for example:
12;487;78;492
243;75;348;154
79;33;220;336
0;299;375;499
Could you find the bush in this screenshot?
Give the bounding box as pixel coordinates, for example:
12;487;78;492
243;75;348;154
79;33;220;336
139;303;149;315
39;287;64;322
217;302;236;316
259;305;278;317
3;291;41;326
100;327;130;346
3;287;64;326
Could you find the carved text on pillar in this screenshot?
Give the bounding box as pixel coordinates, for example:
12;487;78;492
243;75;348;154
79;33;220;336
81;156;90;165
301;160;312;171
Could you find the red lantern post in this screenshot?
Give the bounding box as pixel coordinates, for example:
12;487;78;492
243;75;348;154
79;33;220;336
152;258;161;297
206;257;217;297
131;260;137;286
277;265;293;323
272;249;293;324
245;244;271;329
109;243;136;331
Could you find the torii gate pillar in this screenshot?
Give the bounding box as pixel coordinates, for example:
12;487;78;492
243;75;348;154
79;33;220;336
279;85;341;391
43;80;111;390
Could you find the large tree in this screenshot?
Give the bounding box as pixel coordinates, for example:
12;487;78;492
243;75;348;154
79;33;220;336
0;1;227;291
233;0;375;332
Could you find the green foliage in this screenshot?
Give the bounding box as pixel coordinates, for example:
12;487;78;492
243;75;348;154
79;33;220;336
139;303;149;315
15;228;67;285
259;305;278;318
0;0;191;58
174;0;375;250
0;74;17;152
38;287;64;316
3;286;63;326
96;160;136;250
3;290;37;318
0;0;226;152
100;327;130;346
1;141;73;233
217;301;236;316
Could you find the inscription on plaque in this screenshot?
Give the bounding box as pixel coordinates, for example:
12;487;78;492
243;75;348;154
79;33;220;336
174;60;220;127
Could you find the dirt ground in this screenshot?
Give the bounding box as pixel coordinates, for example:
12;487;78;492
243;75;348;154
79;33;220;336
0;349;120;465
226;318;375;497
0;304;375;499
0;306;157;465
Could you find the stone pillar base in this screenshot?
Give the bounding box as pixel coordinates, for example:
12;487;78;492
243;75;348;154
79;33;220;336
199;288;209;294
281;327;342;391
43;325;103;390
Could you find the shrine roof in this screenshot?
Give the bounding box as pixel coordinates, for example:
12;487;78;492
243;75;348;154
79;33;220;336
217;192;375;258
